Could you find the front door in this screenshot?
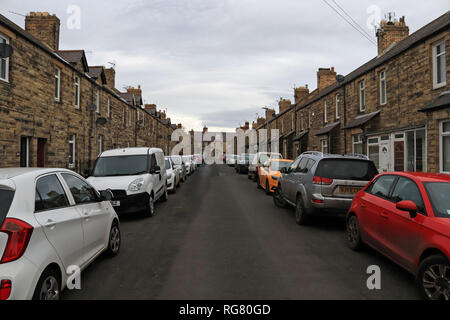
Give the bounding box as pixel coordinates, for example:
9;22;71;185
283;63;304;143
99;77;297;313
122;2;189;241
379;136;390;172
20;137;30;168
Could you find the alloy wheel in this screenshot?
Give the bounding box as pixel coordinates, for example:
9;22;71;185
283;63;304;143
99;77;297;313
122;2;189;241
422;264;450;300
110;225;120;253
347;216;360;246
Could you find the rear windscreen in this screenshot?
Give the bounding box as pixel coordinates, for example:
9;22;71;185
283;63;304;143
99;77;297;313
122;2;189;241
316;159;378;181
0;189;15;226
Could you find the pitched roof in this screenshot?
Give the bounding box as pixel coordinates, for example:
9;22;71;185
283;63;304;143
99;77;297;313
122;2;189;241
419;91;450;112
293;130;309;141
55;50;89;72
298;11;450;110
88;66;106;84
316;121;341;136
344;111;380;129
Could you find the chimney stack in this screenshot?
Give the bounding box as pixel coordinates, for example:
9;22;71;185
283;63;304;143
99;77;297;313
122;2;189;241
279;99;291;114
177;123;182;129
294;86;310;104
25;12;60;51
104;68;116;89
376;15;409;55
144;104;157;114
317;67;336;92
265;108;276;119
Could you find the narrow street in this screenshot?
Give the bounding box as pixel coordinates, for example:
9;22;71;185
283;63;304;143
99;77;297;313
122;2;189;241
63;164;420;300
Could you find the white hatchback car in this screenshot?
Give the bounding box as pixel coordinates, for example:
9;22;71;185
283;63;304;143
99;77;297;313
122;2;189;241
0;168;120;300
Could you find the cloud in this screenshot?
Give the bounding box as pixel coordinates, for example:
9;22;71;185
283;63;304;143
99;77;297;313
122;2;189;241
3;0;449;130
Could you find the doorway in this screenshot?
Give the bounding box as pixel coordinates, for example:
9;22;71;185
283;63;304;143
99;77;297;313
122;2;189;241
20;136;31;168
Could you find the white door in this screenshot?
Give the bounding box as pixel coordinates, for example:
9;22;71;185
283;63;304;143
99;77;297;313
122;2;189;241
379;136;391;172
34;174;85;269
60;173;111;262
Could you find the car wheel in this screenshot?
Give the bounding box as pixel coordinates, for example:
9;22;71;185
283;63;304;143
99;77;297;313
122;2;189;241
417;255;450;300
147;194;156;217
265;181;271;195
256;175;262;189
252;172;257;182
295;195;309;225
247;174;251;180
33;268;61;300
161;187;168;202
106;221;121;257
346;215;362;251
273;187;286;208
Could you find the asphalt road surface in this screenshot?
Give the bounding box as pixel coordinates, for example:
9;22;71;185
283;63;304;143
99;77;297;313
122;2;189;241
63;164;420;300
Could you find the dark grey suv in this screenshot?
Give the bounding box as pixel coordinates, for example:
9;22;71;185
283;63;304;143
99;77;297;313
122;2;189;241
274;151;378;225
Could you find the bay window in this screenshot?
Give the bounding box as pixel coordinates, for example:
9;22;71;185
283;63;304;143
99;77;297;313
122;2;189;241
441;120;450;173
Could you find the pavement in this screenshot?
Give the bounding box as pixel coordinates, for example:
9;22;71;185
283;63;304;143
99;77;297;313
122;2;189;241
62;164;421;300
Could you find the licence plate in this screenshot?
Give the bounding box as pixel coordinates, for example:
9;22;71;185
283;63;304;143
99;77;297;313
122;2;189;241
339;186;362;194
111;201;120;207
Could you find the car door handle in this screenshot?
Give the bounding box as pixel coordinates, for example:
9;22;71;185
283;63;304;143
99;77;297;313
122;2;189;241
45;219;56;229
360;204;367;209
381;211;389;219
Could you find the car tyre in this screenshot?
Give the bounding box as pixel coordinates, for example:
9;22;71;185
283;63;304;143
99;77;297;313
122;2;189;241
417;254;450;300
265;181;271;195
161;187;168;202
106;221;121;257
346;214;362;251
33;267;61;300
273;187;286;208
256;175;262;189
295;195;309;225
147;194;156;217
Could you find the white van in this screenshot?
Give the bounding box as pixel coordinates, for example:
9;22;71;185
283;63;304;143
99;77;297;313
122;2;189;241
87;148;167;217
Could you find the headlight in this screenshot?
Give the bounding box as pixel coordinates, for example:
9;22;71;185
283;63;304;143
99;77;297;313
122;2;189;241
167;173;173;179
128;178;144;191
271;176;279;181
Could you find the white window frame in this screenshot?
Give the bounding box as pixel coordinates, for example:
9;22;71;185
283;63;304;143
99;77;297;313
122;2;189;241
0;33;10;82
380;70;387;105
55;67;61;102
440;120;450;173
69;134;76;168
335;94;340;119
353;134;363;155
359;80;365;112
95;89;100;113
433;41;446;89
405;128;427;172
324;101;328;124
321;139;329;154
107;98;111;118
74;76;80;109
98;135;103;155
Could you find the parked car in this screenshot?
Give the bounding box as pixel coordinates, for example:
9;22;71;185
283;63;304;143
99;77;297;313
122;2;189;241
346;171;450;300
248;152;282;181
194;154;203;166
273;152;378;225
165;157;180;193
171;155;187;182
190;155;197;171
235;153;254;174
227;155;238;167
0;168;120;300
87;148;168;217
257;159;293;195
182;156;193;175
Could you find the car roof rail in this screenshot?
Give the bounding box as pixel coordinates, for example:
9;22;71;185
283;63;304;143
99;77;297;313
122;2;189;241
301;151;323;157
348;153;370;160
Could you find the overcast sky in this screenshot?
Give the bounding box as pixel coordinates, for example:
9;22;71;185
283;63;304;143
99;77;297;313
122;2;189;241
2;0;449;131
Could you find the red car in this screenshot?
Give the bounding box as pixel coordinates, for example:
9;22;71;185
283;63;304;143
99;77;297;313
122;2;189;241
346;172;450;300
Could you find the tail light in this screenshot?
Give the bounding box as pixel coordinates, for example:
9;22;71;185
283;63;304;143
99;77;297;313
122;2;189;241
312;176;333;185
0;280;12;300
0;219;34;264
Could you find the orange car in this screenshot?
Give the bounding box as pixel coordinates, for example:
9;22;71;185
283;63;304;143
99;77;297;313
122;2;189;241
257;159;293;194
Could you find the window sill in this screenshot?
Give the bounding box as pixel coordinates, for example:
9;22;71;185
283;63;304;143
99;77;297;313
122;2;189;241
433;82;447;90
0;78;9;85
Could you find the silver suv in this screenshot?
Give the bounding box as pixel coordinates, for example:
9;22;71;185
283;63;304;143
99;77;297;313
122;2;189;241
274;151;378;225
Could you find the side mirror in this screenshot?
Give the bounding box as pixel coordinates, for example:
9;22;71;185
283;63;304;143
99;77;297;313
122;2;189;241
99;189;113;201
280;167;287;174
151;165;161;174
396;200;418;218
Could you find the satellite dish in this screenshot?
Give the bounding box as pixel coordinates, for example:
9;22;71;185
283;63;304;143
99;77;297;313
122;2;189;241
96;117;108;126
86;104;97;111
0;43;13;59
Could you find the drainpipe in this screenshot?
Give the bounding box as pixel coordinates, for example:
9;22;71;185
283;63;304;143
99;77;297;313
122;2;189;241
336;75;347;154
